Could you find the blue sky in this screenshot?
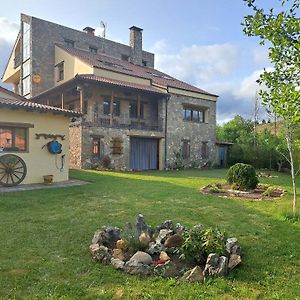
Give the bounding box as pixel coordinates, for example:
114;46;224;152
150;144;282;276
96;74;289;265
0;0;276;122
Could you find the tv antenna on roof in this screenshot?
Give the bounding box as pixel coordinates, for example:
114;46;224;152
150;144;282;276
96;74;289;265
100;21;107;38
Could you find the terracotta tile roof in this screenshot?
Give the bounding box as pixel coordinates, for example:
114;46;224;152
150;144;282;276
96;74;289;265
56;44;218;97
76;74;168;95
0;95;81;116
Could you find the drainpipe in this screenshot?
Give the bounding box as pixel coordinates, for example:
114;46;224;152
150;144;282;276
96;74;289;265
164;96;170;170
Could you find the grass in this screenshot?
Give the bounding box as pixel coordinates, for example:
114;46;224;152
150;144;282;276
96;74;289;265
0;169;299;299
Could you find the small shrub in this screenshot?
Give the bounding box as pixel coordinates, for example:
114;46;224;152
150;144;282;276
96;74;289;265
121;227;147;253
226;163;259;190
180;226;227;263
262;186;276;197
201;227;226;255
208;184;225;193
180;226;204;262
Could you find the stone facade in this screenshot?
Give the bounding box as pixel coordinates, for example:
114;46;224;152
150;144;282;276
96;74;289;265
68;89;216;170
69;123;82;168
21;14;154;97
166;94;216;168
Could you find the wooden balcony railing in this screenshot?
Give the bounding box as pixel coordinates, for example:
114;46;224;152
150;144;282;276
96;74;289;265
83;115;163;132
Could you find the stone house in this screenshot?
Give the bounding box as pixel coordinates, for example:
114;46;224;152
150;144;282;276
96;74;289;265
2;14;218;170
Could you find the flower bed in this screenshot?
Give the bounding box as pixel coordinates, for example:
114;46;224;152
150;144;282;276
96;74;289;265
89;215;242;282
201;183;286;200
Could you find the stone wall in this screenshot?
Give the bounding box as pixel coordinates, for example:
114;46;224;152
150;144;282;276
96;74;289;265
24;14;154;97
69;123;82;168
80;127;164;170
166;94;217;168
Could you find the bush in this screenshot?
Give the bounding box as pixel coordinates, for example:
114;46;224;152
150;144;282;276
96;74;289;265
226;163;259;190
180;226;227;263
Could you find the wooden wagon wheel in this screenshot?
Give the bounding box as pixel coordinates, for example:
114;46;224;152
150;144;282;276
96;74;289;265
0;154;27;187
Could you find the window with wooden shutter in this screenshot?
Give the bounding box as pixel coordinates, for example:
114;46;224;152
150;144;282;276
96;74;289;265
182;140;190;160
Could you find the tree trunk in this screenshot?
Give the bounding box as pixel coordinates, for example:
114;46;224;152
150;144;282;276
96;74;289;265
285;124;298;217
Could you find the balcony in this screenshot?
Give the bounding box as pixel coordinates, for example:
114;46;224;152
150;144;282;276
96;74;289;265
83;114;163;132
14;54;21;69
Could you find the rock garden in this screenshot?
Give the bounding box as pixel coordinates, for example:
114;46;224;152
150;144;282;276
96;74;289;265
201;163;286;200
89;214;242;283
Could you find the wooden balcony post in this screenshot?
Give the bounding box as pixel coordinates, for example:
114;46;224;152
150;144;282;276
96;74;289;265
110;91;114;125
79;86;83;113
137;94;141;121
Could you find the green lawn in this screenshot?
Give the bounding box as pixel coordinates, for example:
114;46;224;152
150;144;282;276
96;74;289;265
0;169;299;300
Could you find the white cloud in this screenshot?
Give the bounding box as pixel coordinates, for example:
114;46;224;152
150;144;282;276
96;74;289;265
0;17;19;43
253;47;270;66
154;42;240;85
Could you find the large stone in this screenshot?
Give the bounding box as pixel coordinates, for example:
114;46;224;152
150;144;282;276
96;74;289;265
164;234;183;248
124;260;152;276
92;245;112;264
112;248;125;261
226;238;241;255
203;253;228;278
130;251;153;265
139;232;151;245
174;223;186;234
159;251;170;263
115;239;127;250
181;266;204;283
156;229;173;244
157;220;174;231
153;261;179;278
111;258;125;270
95;226;120;249
91;230;103;245
89;243;100;258
228;254;242;270
136;214;148;234
147;242;166;255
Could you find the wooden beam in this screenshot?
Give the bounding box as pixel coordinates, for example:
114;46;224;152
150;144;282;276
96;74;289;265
0;122;34;128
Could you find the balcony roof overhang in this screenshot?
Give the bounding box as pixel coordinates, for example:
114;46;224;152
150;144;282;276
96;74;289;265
32;74;169;101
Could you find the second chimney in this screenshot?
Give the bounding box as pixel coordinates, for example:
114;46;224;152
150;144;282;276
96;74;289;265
129;26;143;66
83;26;95;36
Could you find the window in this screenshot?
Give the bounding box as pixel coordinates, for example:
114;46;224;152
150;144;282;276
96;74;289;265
111;138;123;155
0;127;27;152
64;39;74;47
22;76;31;96
89;46;97;54
22;22;30;61
92;136;102;159
113;100;120;116
57;62;64;82
23;60;30;78
121;54;129;62
183;107;205;123
129;102;144;119
201;142;209;159
103;99;120;116
142;60;147;67
182;140;190;160
103;100;110;115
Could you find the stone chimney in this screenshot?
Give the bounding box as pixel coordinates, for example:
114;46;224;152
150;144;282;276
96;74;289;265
83;26;95;36
129;26;143;66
